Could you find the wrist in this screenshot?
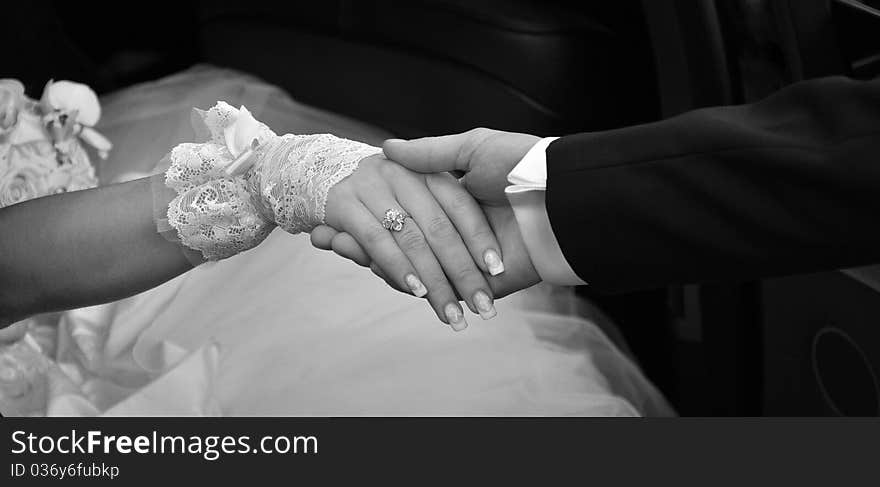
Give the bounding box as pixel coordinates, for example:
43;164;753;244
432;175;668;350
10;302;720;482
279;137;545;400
248;134;381;235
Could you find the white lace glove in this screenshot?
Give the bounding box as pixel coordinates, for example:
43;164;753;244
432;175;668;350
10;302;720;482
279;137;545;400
155;101;381;262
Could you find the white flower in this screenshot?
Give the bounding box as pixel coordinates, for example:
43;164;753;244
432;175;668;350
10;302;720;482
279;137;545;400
192;102;275;176
42;80;101;127
0;79;25;135
219;104;275;176
224;105;263;157
39;80;112;159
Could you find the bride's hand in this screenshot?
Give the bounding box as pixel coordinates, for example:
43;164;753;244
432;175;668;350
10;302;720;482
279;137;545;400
315;155;503;330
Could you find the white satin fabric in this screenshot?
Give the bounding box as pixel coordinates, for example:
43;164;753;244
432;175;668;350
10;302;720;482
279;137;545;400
6;66;673;416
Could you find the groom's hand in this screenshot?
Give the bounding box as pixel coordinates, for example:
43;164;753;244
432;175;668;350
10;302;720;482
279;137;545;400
385;128;539;205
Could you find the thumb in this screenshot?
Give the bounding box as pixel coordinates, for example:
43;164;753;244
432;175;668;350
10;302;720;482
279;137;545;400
383;130;482;174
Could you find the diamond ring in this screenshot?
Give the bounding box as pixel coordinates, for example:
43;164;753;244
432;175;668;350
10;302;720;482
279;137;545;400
381;208;410;232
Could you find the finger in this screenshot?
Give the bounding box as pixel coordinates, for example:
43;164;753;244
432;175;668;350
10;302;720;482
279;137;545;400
361;193;467;329
426;172;505;277
370;263;407;293
382;128;496;174
341;204;431;307
393;174;496;322
330;232;372;267
310;225;338;250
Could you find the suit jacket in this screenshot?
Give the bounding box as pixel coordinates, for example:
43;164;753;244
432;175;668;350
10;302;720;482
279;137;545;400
546;75;880;293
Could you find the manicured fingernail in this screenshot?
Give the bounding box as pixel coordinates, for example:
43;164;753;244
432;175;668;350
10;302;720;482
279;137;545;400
473;290;496;320
405;274;428;298
384;138;405;144
484;249;504;276
444;303;468;331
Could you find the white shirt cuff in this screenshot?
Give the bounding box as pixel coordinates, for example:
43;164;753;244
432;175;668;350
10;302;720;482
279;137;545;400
504;137;587;286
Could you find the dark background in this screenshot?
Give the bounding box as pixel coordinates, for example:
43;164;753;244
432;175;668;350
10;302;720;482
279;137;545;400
4;0;880;416
4;1;659;137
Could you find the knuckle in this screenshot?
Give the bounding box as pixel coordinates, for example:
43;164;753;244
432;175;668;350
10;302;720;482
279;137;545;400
426;216;457;240
359;174;387;194
451;265;480;284
447;190;475;212
418;267;449;288
358;153;384;169
378;160;405;179
398;228;428;253
350;166;385;190
361;225;389;246
425;276;453;297
468;227;496;244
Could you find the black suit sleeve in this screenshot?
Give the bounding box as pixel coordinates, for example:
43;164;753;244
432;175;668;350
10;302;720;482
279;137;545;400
546;75;880;293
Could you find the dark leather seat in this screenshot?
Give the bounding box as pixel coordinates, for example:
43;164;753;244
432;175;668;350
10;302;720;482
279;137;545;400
196;0;658;137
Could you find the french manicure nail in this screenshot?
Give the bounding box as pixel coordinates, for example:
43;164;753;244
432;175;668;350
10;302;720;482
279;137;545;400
444;303;468;331
484;249;505;276
405;274;428;298
473;290;497;320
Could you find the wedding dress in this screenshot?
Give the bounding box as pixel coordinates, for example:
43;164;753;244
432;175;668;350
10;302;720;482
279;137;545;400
1;66;672;416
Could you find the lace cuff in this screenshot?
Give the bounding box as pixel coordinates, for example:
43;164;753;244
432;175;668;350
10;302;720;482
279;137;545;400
152;101;381;263
247;133;381;234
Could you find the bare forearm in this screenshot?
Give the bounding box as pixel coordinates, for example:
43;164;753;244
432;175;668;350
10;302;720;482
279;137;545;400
0;176;192;323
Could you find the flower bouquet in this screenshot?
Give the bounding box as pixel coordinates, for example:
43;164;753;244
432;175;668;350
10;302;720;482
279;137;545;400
0;79;112;208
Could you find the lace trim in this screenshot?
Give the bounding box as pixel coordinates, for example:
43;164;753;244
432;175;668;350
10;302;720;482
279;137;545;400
160;102;380;261
247;134;381;234
165;176;274;261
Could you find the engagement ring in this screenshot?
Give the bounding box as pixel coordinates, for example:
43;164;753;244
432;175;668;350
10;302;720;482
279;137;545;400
382;208;409;232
